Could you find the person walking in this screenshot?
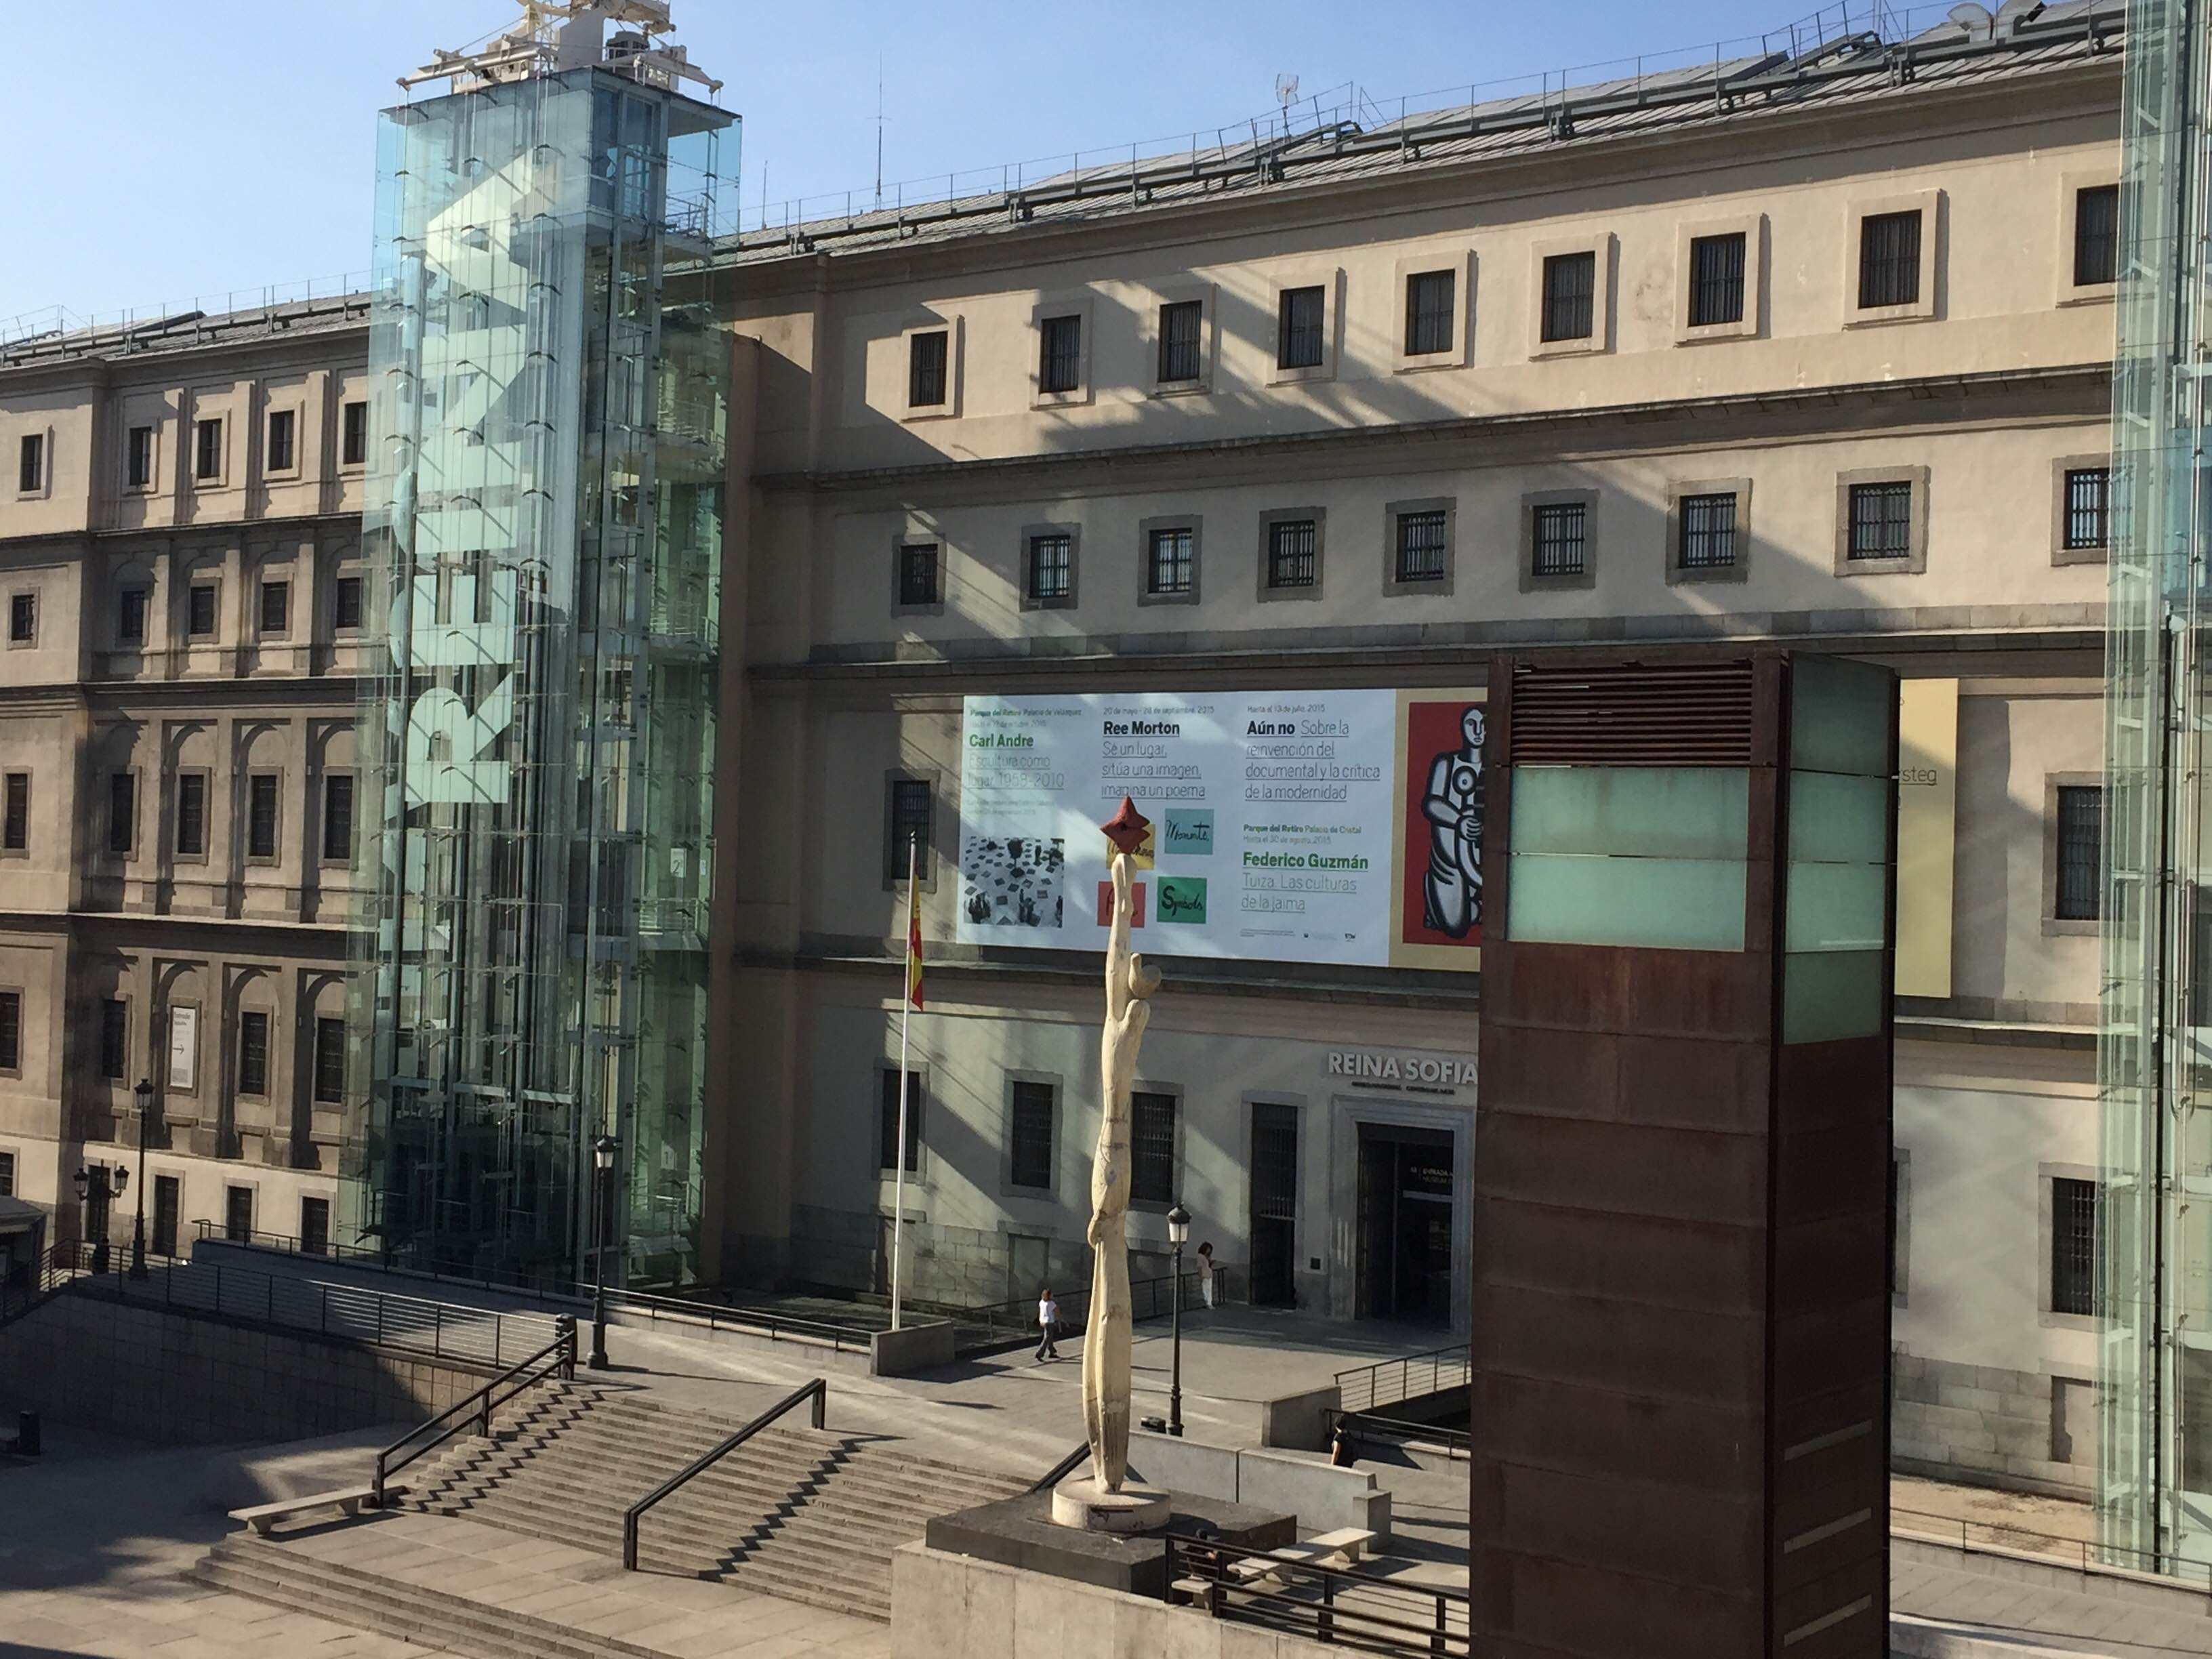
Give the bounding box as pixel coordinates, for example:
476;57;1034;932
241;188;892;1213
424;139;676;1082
1036;1285;1061;1362
1196;1242;1216;1309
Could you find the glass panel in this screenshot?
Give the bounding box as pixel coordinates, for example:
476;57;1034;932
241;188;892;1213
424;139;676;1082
1781;949;1883;1044
1512;766;1749;861
1790;655;1892;779
1506;853;1747;951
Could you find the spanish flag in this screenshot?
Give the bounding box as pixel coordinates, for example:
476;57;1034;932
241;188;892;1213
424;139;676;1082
905;838;925;1011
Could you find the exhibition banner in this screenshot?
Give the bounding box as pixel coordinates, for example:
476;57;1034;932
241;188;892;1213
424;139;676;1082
957;689;1486;970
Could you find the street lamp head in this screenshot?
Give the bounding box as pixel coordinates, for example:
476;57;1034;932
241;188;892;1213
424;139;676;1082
73;1167;90;1200
135;1078;152;1107
1166;1202;1191;1247
111;1164;128;1195
592;1134;618;1173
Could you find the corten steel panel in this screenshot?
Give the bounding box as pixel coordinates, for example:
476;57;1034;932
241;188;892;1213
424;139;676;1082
1473;649;1894;1659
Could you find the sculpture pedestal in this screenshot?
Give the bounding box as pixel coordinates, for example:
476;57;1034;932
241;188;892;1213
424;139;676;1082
1050;1477;1171;1534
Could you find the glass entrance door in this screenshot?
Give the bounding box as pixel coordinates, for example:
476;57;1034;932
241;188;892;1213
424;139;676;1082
1355;1123;1456;1324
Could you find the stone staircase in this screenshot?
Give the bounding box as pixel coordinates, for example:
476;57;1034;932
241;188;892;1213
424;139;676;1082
403;1380;1022;1622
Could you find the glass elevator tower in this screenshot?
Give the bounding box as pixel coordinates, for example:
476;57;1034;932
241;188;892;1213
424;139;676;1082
341;20;735;1290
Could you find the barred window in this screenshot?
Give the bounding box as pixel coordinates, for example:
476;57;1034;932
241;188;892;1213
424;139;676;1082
1132;1090;1176;1206
195;417;224;480
247;775;279;860
119;588;148;644
176;773;207;857
1267;518;1318;590
887;777;932;882
100;998;127;1082
1541;251;1595;343
2051;1176;2100;1317
1679;493;1738;570
1847;481;1912;560
1158;300;1203;383
1148;527;1193;596
1688;232;1746;327
908;330;949;407
1277;287;1325;369
266;409;295;473
2064;467;2110;551
898;541;940;607
108;773;134;855
188;583;217;637
1027;533;1073;603
322;773;354;863
1404;270;1455;356
314;1016;346;1103
0;990;18;1071
237;1010;269;1097
2056;784;2103;922
879;1067;922;1172
0;1149;12;1196
1039;314;1083;394
342;401;369;467
1;773;24;852
1858;210;1922;309
2074;184;2119;288
259;579;289;635
1531;502;1587;577
333;575;364;632
1008;1080;1054;1191
1395;510;1448;583
18;433;43;493
7;592;32;644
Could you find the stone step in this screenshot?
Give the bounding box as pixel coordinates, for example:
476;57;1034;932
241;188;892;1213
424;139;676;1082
425;1473;939;1555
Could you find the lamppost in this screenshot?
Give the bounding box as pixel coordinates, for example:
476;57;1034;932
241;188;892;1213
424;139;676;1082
1166;1201;1191;1439
72;1162;127;1276
128;1079;152;1278
588;1134;617;1370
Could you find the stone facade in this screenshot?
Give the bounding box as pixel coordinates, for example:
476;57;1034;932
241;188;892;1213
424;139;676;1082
1891;1350;2095;1501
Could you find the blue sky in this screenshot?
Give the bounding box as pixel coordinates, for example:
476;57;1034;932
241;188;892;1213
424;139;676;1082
0;0;1925;327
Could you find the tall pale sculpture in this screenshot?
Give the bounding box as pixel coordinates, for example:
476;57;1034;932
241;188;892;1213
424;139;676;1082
1053;796;1172;1532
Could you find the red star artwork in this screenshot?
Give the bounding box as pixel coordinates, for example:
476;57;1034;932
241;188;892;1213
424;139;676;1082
1101;796;1151;857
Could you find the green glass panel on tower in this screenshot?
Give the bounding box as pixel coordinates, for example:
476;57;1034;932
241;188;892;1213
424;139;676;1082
340;56;735;1292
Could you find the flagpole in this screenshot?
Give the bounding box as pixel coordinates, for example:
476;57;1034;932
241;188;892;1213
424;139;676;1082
892;834;915;1332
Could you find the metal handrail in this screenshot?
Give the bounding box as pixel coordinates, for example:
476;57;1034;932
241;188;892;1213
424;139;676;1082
1329;1409;1471;1462
1165;1531;1471;1656
1027;1441;1147;1495
623;1376;827;1570
1334;1343;1471;1415
950;1268;1212;1348
372;1317;577;1508
1891;1504;2212;1593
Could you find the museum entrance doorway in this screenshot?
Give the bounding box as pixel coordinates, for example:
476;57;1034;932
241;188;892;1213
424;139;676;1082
1356;1122;1456;1325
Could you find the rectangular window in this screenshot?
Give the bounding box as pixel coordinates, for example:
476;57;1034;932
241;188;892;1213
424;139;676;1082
907;331;949;408
314;1016;346;1103
1532;502;1589;577
1858;209;1923;309
1027;533;1073;604
224;1185;253;1244
2051;1176;2100;1317
118;587;148;644
1147;527;1194;596
333;575;363;632
7;592;33;644
323;773;354;863
18;432;43;493
897;541;939;607
1847;481;1913;560
1;773;25;852
1679;493;1740;570
1395;510;1448;583
176;773;207;857
342;400;369;466
266;409;295;473
2075;184;2120;287
247;774;279;860
1404;270;1456;356
2065;467;2110;551
1689;232;1748;327
888;777;932;880
100;998;128;1082
258;579;289;635
187;583;216;637
2057;785;2104;922
879;1067;922;1173
194;418;223;481
0;990;21;1071
1267;518;1318;590
1277;287;1325;369
1132;1090;1176;1206
1008;1080;1054;1191
127;425;155;488
237;1010;269;1097
300;1196;330;1256
1541;251;1597;342
0;1149;12;1197
153;1175;179;1257
1158;300;1203;382
1038;314;1083;394
107;773;135;856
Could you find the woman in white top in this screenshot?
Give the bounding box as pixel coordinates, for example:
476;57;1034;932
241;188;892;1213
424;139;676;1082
1035;1286;1061;1362
1196;1242;1215;1309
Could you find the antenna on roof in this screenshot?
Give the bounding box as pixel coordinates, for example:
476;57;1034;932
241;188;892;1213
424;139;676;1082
874;56;886;210
1275;74;1300;138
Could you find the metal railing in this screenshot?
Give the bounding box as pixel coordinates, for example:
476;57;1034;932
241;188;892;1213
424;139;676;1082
1335;1344;1471;1415
0;1244;83;1326
1028;1441;1147;1496
1164;1532;1470;1656
373;1318;578;1509
950;1268;1214;1355
1891;1504;2212;1593
623;1377;826;1571
1330;1411;1471;1462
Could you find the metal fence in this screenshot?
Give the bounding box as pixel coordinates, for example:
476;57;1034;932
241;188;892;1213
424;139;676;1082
1165;1532;1469;1656
949;1268;1214;1355
1335;1344;1471;1415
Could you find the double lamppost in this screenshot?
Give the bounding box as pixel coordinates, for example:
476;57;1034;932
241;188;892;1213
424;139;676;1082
71;1162;127;1276
588;1133;617;1370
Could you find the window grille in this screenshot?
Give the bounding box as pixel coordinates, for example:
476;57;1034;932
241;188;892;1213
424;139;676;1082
2056;785;2103;921
888;778;932;880
2051;1176;2100;1317
1541;251;1596;342
108;774;134;855
1267;518;1317;588
1679;493;1738;569
1405;270;1455;356
176;774;207;857
100;999;127;1082
0;1149;12;1196
323;774;354;862
1009;1081;1054;1190
1847;481;1912;560
266;409;295;472
127;426;155;487
7;593;33;643
195;418;223;480
224;1185;253;1243
2064;468;2110;551
1158;301;1203;382
18;434;42;493
247;775;279;859
1148;527;1193;595
300;1197;330;1256
909;331;949;407
898;541;940;606
341;402;369;466
1027;533;1073;602
1;774;24;851
879;1067;922;1172
152;1176;178;1255
333;575;364;632
1132;1091;1176;1205
238;1010;269;1097
0;991;18;1071
118;588;148;643
2074;184;2119;287
1039;314;1083;394
1532;502;1588;576
1395;510;1448;582
188;584;217;637
1689;232;1746;327
1858;210;1921;308
314;1017;346;1103
260;579;289;634
1277;287;1325;369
